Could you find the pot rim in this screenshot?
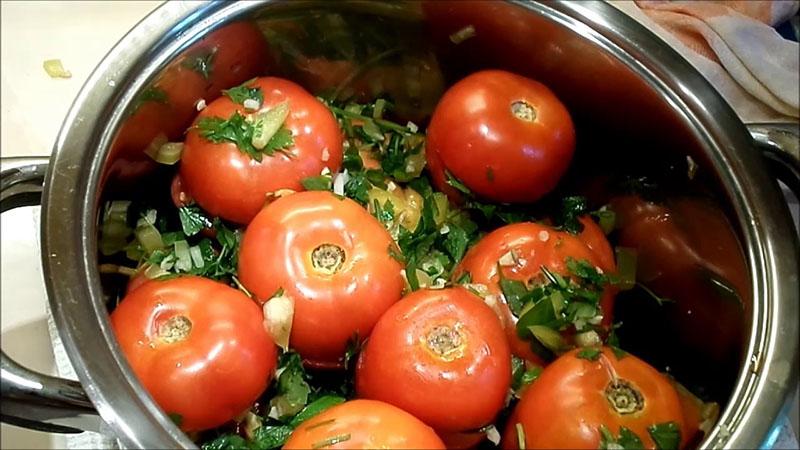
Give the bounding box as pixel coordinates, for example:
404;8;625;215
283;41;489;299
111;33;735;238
41;1;799;448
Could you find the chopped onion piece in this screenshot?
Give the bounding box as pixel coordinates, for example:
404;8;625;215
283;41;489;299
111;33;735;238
575;330;601;347
135;223;164;254
43;59;72;78
243;412;262;441
406;121;419;133
485;425;501;445
449;25;476;44
144;263;169;279
105;200;131;223
189;245;204;269
148;142;183;165
195;99;207;111
251;101;290;150
144;134;168;160
332;170;349;196
263;294;294;351
498;250;516;267
243;98;261;111
173;240;192;272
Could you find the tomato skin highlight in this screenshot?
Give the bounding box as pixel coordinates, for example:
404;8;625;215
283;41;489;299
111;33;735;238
238;191;404;368
180;77;343;224
356;287;511;432
453;222;616;365
110;276;277;432
503;347;687;449
284;399;446;449
426;69;575;203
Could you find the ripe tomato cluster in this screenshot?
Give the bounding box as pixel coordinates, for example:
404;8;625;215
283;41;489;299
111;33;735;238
105;65;711;450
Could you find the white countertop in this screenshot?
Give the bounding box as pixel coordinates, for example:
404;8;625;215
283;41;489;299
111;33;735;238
1;2;160;448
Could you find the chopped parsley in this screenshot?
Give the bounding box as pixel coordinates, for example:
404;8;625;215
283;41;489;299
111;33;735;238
182;50;214;80
648;422;681;450
576;347;602;361
196;111;294;162
599;425;645;449
223;80;264;106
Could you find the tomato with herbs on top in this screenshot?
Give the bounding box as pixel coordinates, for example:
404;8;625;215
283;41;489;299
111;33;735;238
453;220;616;365
503;347;687;449
179;77;343;224
238;191;405;369
426;69;575;203
356;287;511;433
284;399;446;449
110;276;277;432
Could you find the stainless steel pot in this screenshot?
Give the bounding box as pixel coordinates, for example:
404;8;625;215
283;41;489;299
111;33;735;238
1;1;798;448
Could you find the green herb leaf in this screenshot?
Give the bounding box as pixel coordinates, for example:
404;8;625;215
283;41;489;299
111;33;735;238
182;50;214;80
599;425;645;450
251;425;293;450
196;112;293;162
499;274;529;317
301;175;333;191
647;422;681;450
178;205;213;237
200;434;249;450
133;86;168;113
445;170;472;195
271;352;311;419
557;196;588;234
443;223;469;262
223;83;263;106
289;396;346;428
577;347;602;361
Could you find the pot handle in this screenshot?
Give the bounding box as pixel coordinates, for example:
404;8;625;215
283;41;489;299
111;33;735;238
1;157;103;434
748;123;800;202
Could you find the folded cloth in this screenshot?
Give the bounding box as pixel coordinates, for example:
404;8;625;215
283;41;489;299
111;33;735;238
611;0;799;123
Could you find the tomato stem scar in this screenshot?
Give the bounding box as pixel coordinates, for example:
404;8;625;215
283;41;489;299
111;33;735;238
605;379;645;415
510;100;537;122
423;324;466;361
311;243;346;274
158;315;192;343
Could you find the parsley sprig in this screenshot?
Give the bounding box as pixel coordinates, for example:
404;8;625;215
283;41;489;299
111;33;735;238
196;111;294;162
498;258;609;361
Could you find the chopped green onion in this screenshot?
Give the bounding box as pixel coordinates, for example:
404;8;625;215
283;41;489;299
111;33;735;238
105;201;131;223
252;101;290;150
516;423;526;450
529;325;568;354
594;208;616;235
134;223;165;254
43;59;72;78
173;240;192;272
189;245;204;269
614;247;637;291
373;98;387;119
144;263;169;279
361;119;384;142
312;433;351;449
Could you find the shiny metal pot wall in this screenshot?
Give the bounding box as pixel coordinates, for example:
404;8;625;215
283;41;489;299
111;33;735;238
1;1;798;448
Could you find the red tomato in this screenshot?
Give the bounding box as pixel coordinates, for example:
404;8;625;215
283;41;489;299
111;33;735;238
426;70;575;203
238;191;404;368
284;399;446;449
105;22;270;186
503;347;687;449
356;287;511;432
453;222;615;365
179;77;343;224
110;276;276;432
